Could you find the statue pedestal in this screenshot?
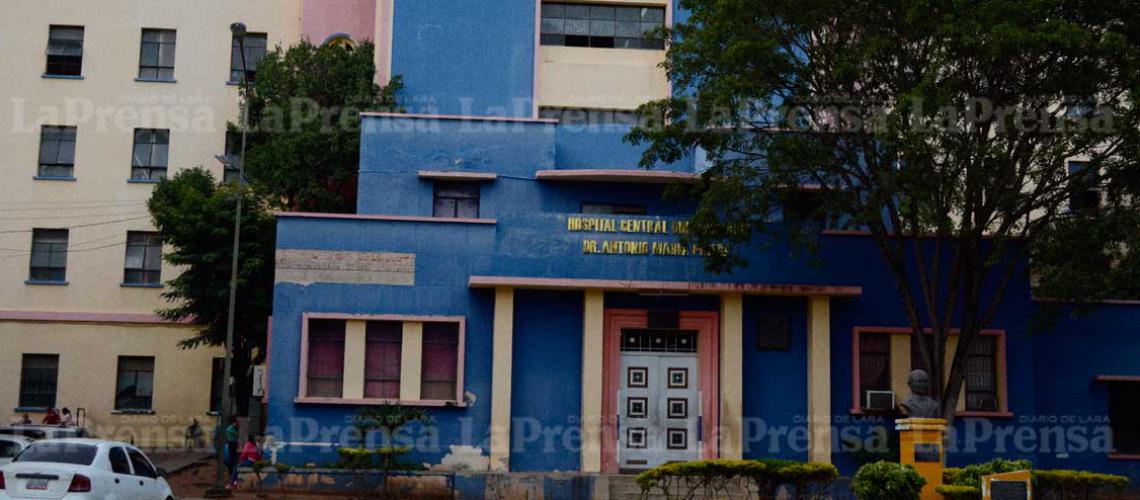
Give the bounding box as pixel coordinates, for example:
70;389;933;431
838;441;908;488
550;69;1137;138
896;418;947;500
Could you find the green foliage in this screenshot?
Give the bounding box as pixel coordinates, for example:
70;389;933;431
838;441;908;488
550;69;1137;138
630;0;1140;420
273;463;292;475
852;461;926;500
935;484;980;500
949;458;1032;489
1034;469;1130;499
943;467;965;485
146;168;276;412
341;405;434;473
242;40;402;213
636;458;837;500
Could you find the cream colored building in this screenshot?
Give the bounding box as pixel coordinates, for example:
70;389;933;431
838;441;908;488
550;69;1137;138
0;0;305;447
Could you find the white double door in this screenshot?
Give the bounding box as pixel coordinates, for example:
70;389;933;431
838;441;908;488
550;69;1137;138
618;351;700;470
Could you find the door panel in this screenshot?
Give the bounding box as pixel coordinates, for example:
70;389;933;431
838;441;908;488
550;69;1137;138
618;329;701;470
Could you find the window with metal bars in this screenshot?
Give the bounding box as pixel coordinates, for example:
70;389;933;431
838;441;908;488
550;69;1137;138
911;334;1000;412
29;229;68;283
45;26;83;76
130;129;169;181
138;29;177;80
123;231;162;285
19;354;59;409
859;334;892;403
38;126;77;178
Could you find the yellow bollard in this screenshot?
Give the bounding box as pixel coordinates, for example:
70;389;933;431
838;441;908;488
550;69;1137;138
896;418;947;500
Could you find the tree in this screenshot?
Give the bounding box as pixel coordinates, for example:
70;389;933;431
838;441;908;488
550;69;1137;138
630;0;1140;420
242;40;402;213
147;168;276;415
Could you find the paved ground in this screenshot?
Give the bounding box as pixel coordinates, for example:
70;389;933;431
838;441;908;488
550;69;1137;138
168;461;352;500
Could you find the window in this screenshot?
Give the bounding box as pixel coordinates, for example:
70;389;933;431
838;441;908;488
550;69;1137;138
540;3;665;50
364;322;402;399
19;354;59;409
1068;161;1100;212
131;128;169;181
540;107;641;127
13;443;97;466
126;448;157;478
433;182;480;218
138;29;176;80
964;336;999;412
108;447;132;475
37;126;77;178
222;130;242;183
29;229;68;283
1108;382;1140;454
858;334;891;405
421;323;460;400
582;203;647;215
45;26;84;76
306;319;345;398
123;231;162;285
209;358;224;413
0;441;21;460
114;356;155;411
230;33;268;83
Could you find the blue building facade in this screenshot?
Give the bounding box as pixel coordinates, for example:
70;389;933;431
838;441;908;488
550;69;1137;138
265;0;1140;482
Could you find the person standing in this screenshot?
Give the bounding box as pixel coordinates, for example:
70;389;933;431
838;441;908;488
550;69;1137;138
224;417;240;489
41;408;60;425
59;408;73;427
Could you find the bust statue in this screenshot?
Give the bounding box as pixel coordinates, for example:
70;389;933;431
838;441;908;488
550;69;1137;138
900;369;941;418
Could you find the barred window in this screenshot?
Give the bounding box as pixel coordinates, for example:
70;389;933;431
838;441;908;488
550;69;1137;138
139;29;177;80
29;229;68;283
123;231;161;285
965;336;999;412
131;129;169;181
114;356;155;411
859;334;891;403
46;26;84;76
38;126;77;178
540;3;665;50
19;354;59;409
230;33;268;83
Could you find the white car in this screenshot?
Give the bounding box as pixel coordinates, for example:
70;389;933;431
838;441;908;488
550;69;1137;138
0;439;173;499
0;438;32;467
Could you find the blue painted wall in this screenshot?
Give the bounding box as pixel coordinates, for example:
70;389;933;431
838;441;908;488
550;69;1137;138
742;296;809;462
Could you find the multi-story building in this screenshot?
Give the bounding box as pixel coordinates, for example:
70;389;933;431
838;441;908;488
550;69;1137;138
0;0;395;447
262;0;1140;487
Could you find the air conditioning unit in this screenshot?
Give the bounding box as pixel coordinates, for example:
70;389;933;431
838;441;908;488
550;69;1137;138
864;391;896;411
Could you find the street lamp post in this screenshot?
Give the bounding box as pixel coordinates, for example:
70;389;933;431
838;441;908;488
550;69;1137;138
206;21;251;499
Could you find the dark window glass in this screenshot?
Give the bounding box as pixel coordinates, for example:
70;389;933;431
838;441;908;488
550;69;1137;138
307;319;345;398
433;182;480;219
138;29;177;80
0;441;20;459
19;354;59;409
364;321;402;399
421;323;459;401
859;334;891;404
1109;382;1140;454
131;128;169;180
29;229;68;282
540;3;665;50
126;448;157;478
114;356;155;411
123;231;162;285
46;26;84;76
38;126;77;178
209;357;224;413
14;443;97;466
582;203;647;215
230;33;268;83
108;447;132;475
1068;161;1100;212
965;336;999;412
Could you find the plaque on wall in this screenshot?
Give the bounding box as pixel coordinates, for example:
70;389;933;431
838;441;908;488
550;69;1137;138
913;443;941;462
756;316;791;351
982;471;1032;500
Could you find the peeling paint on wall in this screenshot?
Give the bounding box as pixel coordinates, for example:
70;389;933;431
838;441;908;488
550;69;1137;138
275;249;415;285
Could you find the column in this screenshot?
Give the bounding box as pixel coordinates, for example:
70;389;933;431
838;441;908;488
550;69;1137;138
580;289;605;472
807;296;832;463
400;322;424;400
719;293;744;459
342;320;368;399
489;287;515;471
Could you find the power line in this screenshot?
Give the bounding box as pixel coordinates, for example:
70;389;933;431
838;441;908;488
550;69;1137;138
0;216;151;234
0;202;148;213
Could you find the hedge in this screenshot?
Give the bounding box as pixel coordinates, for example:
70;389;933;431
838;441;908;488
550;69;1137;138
852;461;926;500
635;458;838;500
935;459;1130;500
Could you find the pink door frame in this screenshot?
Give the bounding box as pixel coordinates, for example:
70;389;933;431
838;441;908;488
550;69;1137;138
601;309;720;473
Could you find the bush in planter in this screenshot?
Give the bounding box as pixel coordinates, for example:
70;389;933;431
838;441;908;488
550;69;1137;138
635;458;838;500
852;461;926;500
934;484;981;500
1034;470;1129;500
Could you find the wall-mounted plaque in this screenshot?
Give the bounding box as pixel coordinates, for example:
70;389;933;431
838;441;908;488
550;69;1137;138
982;470;1032;500
913;443;941;462
756;316;791;351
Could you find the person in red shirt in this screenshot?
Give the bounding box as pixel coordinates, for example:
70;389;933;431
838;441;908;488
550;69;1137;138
229;435;264;488
41;408;60;425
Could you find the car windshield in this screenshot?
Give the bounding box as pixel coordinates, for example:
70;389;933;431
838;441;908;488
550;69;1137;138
13;443;97;466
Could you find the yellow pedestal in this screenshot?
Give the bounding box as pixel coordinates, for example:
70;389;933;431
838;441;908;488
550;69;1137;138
897;418;947;500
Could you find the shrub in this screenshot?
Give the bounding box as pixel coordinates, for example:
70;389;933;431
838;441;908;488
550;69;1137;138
852;461;926;500
1034;470;1130;500
935;484;980;500
635;458;837;500
952;458;1033;489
